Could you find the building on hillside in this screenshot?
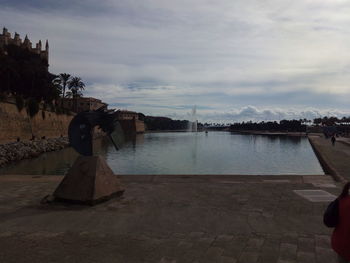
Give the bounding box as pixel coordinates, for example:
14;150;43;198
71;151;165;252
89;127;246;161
114;110;145;133
114;110;139;120
0;27;49;64
61;97;107;113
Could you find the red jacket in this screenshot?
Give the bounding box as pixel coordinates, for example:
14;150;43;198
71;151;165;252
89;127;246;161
332;195;350;260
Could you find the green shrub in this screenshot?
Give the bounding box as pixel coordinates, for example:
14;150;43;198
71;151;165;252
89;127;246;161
26;98;39;118
55;106;63;115
49;103;55;112
15;95;24;112
64;108;71;115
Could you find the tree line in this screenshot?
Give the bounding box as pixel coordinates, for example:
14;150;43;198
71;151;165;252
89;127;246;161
140;116;350;132
53;73;85;112
53;73;85;100
230;120;306;132
142;116;190;131
313;116;350;126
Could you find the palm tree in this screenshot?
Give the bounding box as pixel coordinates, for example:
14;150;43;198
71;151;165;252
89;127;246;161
53;73;71;107
64;91;73;98
53;73;71;98
68;77;85;112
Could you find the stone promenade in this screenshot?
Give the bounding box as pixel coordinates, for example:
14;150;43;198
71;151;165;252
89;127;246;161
0;173;342;263
309;134;350;182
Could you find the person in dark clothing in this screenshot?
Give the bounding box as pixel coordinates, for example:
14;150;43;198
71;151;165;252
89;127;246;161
332;182;350;263
331;136;336;146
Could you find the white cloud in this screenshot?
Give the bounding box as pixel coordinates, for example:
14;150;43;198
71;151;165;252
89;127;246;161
166;106;350;123
2;0;350;120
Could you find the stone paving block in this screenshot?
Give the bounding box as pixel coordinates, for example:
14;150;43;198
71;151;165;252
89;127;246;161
298;237;315;253
0;231;14;238
177;240;193;249
158;257;177;263
262;239;280;249
297;251;315;263
146;237;164;247
183;239;214;261
244;238;264;251
198;237;215;245
216;234;234;242
194;237;215;253
172;233;186;239
313;203;327;215
258;242;280;263
298;204;313;215
262;211;274;218
189;232;205;239
198;247;225;263
161;247;186;260
315;235;330;248
213;235;234;247
219;255;238;263
223;246;245;259
238;252;259;263
277;260;296;263
258;253;279;263
177;251;204;263
281;233;298;245
222;236;248;258
265;233;282;242
315;247;337;263
278;243;297;262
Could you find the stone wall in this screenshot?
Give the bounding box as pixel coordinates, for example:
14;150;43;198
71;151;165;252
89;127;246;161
0;101;73;143
135;120;145;133
119;119;145;134
0;137;69;168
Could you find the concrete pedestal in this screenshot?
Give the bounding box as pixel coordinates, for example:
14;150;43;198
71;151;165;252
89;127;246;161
53;156;124;205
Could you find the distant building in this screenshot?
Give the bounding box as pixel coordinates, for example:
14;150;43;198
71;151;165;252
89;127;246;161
114;110;145;133
61;97;108;113
115;110;139;120
0;27;49;64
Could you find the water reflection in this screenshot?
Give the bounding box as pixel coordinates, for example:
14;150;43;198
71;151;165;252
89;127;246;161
0;132;323;175
0;146;79;175
191;133;198;165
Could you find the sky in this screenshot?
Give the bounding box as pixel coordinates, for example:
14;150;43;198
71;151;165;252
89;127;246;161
1;0;350;122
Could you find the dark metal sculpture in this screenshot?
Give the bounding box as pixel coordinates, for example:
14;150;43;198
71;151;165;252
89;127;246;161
68;107;121;156
51;107;125;205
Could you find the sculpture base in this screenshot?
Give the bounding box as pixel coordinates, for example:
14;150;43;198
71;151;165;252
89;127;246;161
53;156;124;205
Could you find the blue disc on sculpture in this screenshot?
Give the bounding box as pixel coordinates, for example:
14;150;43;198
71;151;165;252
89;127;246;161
68;107;123;156
68;113;93;156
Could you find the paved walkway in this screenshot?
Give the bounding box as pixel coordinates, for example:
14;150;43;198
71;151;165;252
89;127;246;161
309;135;350;181
0;174;342;263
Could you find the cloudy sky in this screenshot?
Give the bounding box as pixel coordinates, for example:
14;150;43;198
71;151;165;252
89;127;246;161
1;0;350;122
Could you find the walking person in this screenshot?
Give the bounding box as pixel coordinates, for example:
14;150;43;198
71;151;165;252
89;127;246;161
331;182;350;263
331;135;336;146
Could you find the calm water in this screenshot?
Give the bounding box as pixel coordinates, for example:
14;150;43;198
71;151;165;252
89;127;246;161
0;132;324;175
